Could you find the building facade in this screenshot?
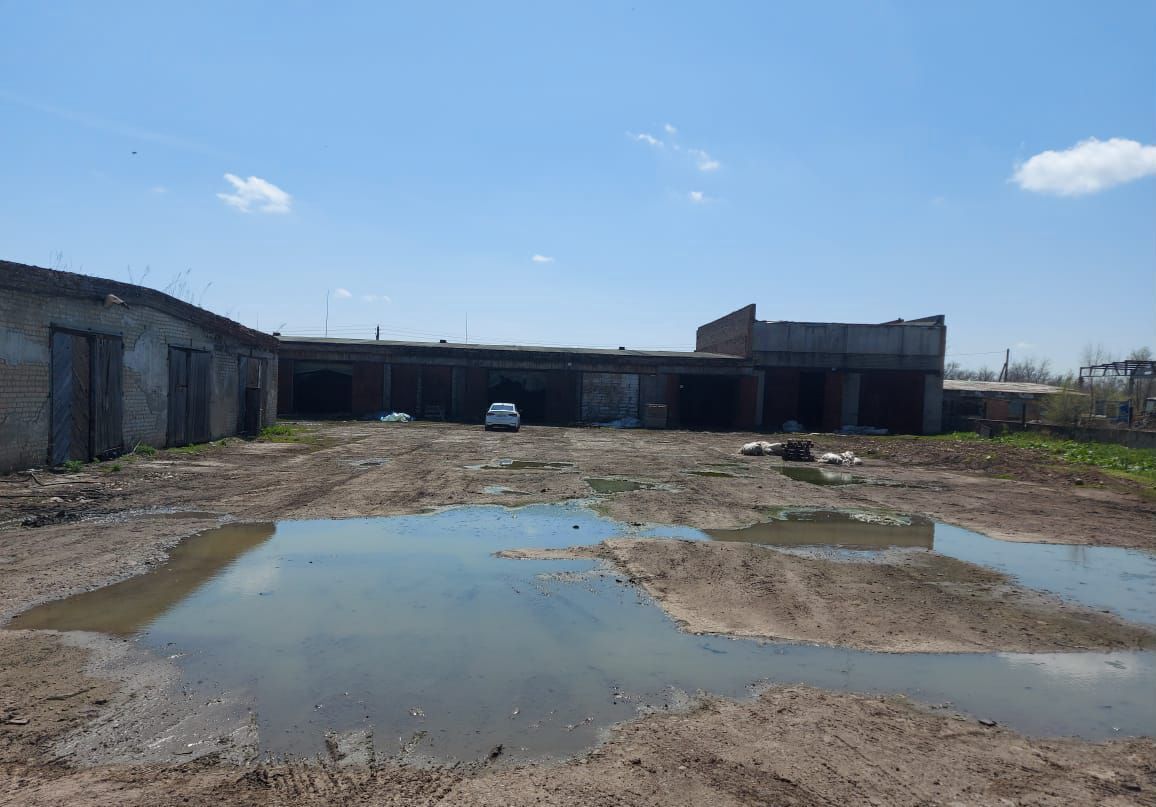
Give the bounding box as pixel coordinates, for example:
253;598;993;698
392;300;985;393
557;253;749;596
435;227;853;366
278;304;946;434
697;305;946;434
276;338;753;429
0;261;278;472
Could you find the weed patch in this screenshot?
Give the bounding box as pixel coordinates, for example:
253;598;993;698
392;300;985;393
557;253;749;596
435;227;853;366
995;433;1156;484
258;423;314;444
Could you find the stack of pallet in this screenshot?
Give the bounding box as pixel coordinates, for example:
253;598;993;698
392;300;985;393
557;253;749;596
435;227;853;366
782;439;814;462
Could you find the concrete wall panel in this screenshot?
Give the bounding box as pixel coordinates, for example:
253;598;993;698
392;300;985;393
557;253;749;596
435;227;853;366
580;372;640;422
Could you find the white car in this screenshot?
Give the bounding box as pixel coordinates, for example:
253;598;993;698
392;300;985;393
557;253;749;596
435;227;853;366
485;402;521;432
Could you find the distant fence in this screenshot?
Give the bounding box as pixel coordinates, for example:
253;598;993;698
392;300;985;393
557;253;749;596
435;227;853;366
969;419;1156;450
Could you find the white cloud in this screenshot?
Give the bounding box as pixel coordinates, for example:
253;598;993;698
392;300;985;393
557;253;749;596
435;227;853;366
217;173;292;213
362;294;392;303
690;148;720;171
333;287;352;299
628;132;663;148
664;123;678;135
1011;137;1156;196
531;254;554;263
150;185;168;194
688;190;707;203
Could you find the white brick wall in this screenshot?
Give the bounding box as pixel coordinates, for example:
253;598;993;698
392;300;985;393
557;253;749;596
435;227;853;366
0;287;275;471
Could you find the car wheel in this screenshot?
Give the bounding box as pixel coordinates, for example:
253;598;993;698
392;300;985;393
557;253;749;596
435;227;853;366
513;425;520;432
484;425;492;431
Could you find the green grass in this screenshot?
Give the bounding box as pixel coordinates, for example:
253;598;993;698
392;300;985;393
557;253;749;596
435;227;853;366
168;443;208;454
994;433;1156;484
257;423;314;443
920;431;984;442
133;444;158;457
60;459;84;473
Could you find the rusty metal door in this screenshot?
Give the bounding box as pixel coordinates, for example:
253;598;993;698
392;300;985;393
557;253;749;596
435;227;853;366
91;335;123;458
50;332;82;464
68;335;91;461
168;348;212;445
168;348;189;446
237;356;265;435
188;350;212;443
51;330;122;464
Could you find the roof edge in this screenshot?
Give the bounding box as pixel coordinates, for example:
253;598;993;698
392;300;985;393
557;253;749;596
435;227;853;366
0;260;277;349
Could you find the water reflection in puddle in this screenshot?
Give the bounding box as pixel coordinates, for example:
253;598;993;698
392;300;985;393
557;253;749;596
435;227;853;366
707;511;933;550
585;478;666;494
701;510;1156;626
777;466;922;488
8;504;1156;762
467;459;576;471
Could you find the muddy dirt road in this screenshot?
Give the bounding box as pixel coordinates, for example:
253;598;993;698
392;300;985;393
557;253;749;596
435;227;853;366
2;421;1155;805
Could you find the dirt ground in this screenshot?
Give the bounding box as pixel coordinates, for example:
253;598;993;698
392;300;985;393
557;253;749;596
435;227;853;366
2;421;1156;805
501;538;1155;652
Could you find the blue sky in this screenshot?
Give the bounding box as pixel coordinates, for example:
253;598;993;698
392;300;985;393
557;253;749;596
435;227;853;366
2;1;1153;372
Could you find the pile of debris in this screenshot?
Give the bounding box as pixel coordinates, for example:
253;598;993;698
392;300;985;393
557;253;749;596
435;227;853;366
818;450;863;466
782;439;814;462
740;441;783;456
740;441;863;465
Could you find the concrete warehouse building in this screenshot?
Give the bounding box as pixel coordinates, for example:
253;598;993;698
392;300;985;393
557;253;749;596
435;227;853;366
0;261;277;473
278;305;946;434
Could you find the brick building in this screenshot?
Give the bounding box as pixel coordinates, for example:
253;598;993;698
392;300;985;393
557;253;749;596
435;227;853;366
277;304;946;434
0;261;277;473
276;338;751;428
697;305;947;434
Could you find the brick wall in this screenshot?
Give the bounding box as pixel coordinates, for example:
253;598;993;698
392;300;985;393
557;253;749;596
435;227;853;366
580;372;640;422
695;304;755;357
0;285;275;472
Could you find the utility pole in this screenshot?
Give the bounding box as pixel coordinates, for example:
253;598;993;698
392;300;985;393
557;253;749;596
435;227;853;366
375;325;380;341
998;348;1009;382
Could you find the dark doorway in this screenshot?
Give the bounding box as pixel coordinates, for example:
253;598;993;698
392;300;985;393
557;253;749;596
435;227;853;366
292;361;353;414
796;371;827;431
168;348;212;446
421;366;453;420
237;357;266;436
677;375;738;430
858;371;925;434
488;370;547;423
51;330;124;464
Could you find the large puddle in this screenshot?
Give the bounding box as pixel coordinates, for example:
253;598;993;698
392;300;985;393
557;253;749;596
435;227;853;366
8;504;1156;762
706;511;935;550
703;510;1156;626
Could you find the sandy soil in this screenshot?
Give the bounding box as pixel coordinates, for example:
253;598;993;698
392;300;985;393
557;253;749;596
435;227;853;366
503;538;1156;652
4;686;1154;806
2;421;1155;805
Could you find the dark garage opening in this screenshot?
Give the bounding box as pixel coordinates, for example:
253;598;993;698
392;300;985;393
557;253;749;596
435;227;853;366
294;361;353;414
796;371;827;431
488;370;547;423
677;374;738;429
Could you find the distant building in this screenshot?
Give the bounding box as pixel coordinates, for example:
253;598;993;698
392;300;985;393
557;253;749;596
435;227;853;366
278;304;947;434
941;379;1069;430
0;261;277;473
697;305;946;434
